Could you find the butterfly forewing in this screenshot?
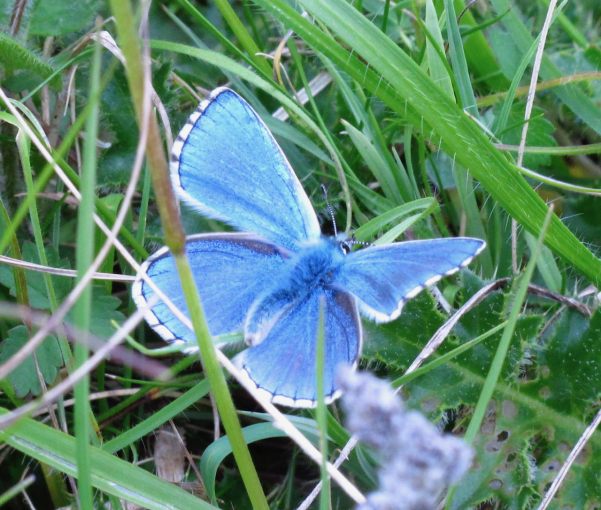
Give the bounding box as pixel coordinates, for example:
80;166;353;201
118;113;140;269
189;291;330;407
333;238;486;322
171;88;321;251
132;234;289;347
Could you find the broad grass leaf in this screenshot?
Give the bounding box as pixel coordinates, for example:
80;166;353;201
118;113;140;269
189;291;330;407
0;409;217;509
488;26;523;79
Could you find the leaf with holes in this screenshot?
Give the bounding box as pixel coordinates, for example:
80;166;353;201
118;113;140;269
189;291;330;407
362;271;599;508
517;309;601;509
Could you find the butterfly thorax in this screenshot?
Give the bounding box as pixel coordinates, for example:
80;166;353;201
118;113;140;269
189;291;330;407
288;237;346;288
244;237;346;345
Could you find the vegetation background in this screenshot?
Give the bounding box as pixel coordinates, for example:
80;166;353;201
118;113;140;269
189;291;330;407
0;0;599;508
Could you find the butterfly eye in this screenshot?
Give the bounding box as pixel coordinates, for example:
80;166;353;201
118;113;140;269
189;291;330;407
340;241;352;254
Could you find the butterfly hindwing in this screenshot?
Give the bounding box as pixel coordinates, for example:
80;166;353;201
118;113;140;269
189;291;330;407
333;238;485;322
171;88;321;251
234;288;362;407
132;234;289;347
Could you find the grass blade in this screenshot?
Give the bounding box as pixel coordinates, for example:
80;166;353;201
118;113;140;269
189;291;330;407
0;409;217;509
72;27;102;508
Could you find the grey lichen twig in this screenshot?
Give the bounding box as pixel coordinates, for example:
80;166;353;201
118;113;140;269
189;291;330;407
0;254;135;281
337;367;473;509
511;0;559;274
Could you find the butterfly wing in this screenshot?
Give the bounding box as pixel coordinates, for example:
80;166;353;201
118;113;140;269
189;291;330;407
333;238;485;322
171;88;321;251
234;288;362;407
132;234;289;348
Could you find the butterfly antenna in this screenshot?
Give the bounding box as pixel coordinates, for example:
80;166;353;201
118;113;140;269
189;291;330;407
320;184;338;237
349;234;372;248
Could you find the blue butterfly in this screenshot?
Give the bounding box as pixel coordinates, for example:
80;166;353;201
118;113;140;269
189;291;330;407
132;88;485;408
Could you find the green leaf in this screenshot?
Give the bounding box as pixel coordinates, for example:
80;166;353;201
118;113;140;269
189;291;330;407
342;120;402;204
563;193;601;248
488;0;601;136
363;291;443;372
200;416;322;504
0;409;218;509
74;290;125;339
450;0;509;92
525;309;601;418
103;380;211;454
488;26;523;80
353;197;437;242
0;325;62;397
525;231;563;293
200;423;287;503
29;0;99;36
444;0;477;115
98;72;139;186
0;32;56;81
0;242;70;310
452;313;601;508
0;242;125;338
424;0;454;100
497;104;557;168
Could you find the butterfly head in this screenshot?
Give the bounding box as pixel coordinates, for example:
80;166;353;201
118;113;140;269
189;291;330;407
335;233;371;255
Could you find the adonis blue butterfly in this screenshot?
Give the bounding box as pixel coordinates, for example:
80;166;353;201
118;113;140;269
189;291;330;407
132;88;485;407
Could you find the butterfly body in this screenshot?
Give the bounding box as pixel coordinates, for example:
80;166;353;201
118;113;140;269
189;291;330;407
280;236;345;292
132;88;485;407
245;236;346;346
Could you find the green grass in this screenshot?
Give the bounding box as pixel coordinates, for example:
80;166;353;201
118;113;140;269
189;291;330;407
0;1;600;509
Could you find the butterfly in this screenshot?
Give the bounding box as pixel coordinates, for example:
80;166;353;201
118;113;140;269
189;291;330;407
132;88;485;408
